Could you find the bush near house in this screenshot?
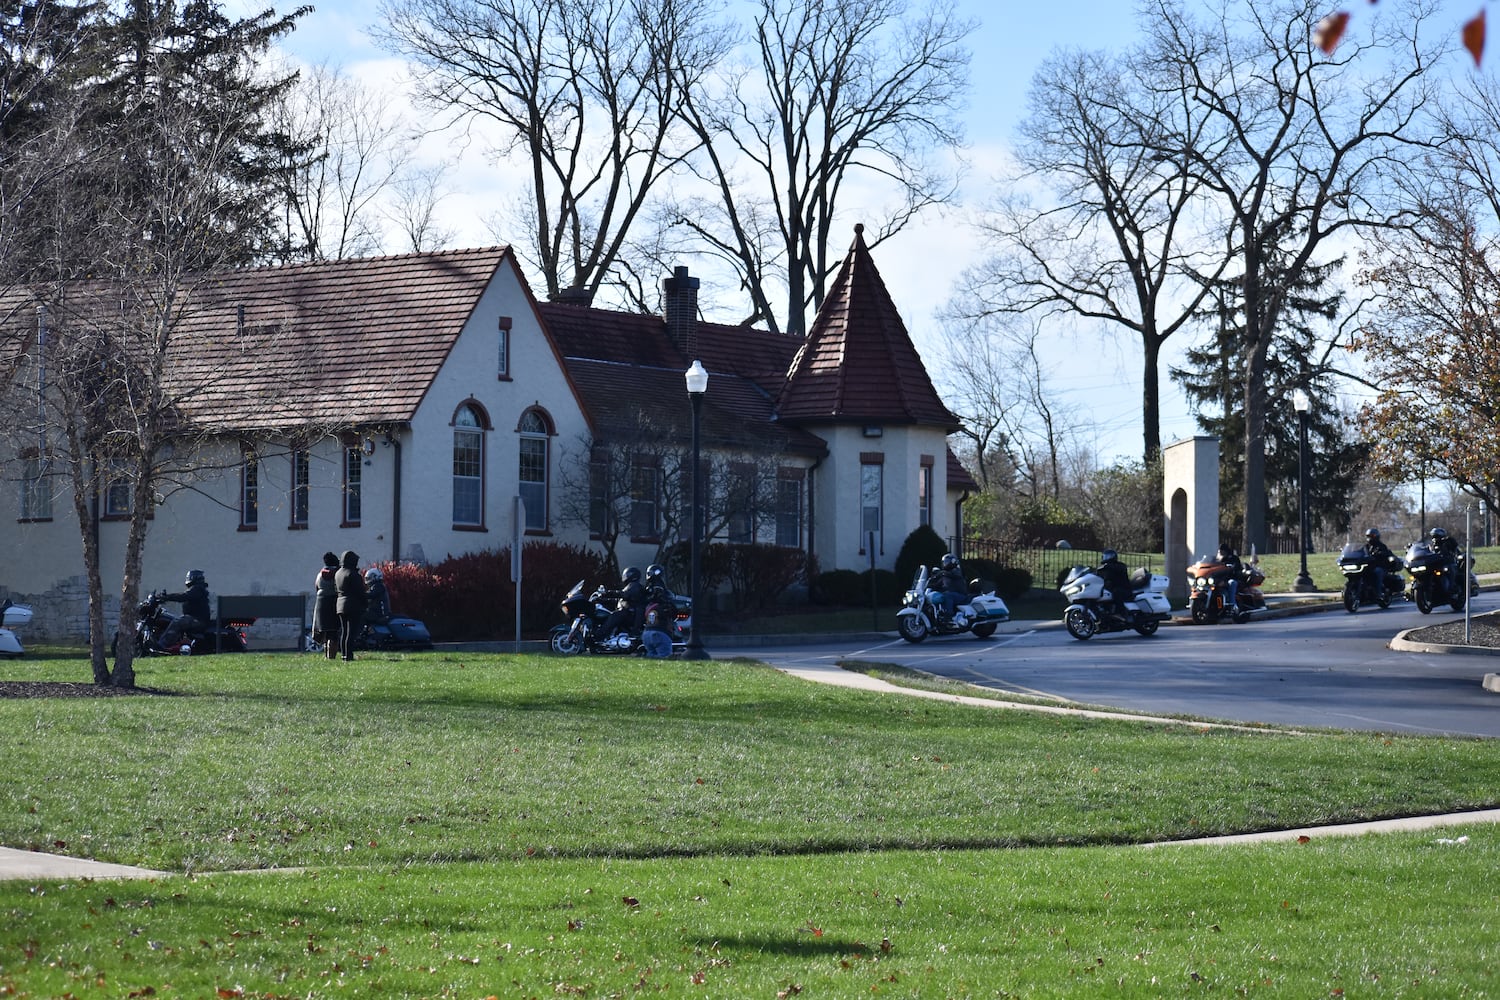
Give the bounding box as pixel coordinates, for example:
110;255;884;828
376;543;610;640
894;524;949;586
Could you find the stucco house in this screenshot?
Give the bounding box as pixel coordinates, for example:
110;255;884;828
1;225;974;642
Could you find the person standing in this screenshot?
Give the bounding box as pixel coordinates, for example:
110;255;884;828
334;550;367;661
312;551;339;659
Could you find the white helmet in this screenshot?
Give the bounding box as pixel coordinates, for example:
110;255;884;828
364;567;383;582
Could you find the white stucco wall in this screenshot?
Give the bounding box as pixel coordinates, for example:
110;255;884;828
811;423;954;574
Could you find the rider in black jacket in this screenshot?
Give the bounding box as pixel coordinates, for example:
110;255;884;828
602;567;648;646
157;569;211;651
1364;528;1395;595
1097;549;1132;614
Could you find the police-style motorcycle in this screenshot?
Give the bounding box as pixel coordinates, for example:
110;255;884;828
896;565;1011;643
1;599;32;659
1059;565;1173;640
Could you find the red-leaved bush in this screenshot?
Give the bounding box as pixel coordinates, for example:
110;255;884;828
373;542;609;640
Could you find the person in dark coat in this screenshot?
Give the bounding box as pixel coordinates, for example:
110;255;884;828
312;551;339;659
334;550;367;661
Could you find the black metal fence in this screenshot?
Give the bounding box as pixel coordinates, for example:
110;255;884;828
953;539;1162;590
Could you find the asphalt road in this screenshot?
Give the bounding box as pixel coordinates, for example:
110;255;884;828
713;597;1500;737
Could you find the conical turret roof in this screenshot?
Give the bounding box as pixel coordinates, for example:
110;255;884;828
778;225;959;430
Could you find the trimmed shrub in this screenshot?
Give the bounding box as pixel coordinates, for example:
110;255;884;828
894;525;949;588
811;569;863;606
859;568;903;605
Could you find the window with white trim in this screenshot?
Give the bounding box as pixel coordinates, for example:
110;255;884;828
291;448;310;527
517;409;548;531
453;404;484;527
19;452;52;521
240;452;259;529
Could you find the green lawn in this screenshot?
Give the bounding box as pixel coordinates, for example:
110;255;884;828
1;651;1497;996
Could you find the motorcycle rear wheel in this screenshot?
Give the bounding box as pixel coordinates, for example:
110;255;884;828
1064;606;1097;640
971;623;998;638
1343;581;1360;614
1133;619;1159;637
897;615;928;643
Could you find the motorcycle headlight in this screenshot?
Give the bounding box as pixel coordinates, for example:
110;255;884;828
1062;583;1084;597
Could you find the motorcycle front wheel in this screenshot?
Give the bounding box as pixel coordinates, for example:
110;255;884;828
1415;587;1434;614
1343;581;1360;614
897;615;928;643
555;622;587;655
1190;594;1210;624
1063;606;1097;640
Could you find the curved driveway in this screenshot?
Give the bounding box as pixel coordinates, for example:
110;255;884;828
714;596;1500;737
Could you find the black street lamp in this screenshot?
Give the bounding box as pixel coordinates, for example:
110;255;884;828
1292;388;1316;592
683;360;711;660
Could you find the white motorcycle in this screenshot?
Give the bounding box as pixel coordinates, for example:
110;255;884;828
1;599;34;659
1059;566;1172;640
896;565;1011;643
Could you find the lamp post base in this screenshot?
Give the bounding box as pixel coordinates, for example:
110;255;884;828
1292;571;1317;593
680;636;710;661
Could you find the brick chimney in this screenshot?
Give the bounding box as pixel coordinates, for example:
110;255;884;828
662;266;699;356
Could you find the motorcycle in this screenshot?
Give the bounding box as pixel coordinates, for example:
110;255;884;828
896;565;1011;643
1337;544;1406;613
112;590;251;657
1404;541;1474;614
549;580;694;656
1185;555;1267;624
1059;566;1173;640
1;599;33;659
358;615;434;651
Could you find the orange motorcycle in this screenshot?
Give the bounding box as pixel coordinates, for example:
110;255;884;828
1185;556;1266;624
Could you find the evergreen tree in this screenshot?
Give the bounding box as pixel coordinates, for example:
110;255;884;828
1172;235;1362;547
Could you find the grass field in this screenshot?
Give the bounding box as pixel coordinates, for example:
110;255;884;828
1;650;1497;996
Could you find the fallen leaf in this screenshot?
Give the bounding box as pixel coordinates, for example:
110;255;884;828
622;896;640;907
1463;10;1485;66
1313;11;1350;54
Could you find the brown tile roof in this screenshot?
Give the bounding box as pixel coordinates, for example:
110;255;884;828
9;248;505;438
159;247;516;433
540;302;825;457
778;225;960;430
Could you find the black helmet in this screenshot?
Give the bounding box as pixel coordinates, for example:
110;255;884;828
623;566;642;583
1365;528;1381;540
1431;527;1448;541
940;554;959;571
185;569;205;586
1100;548;1118;564
646;564;665;580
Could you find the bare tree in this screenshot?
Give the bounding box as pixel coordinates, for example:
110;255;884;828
387;159;457;253
378;0;724;301
1143;0;1443;552
1355;71;1500;509
957;44;1228;465
670;0;973;336
271;62;422;261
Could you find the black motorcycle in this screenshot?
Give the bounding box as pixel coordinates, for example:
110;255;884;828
112;590;251;657
1405;541;1471;614
358;615;433;651
549;580;693;656
1337;544;1406;613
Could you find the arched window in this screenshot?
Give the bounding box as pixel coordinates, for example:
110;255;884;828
517;408;551;531
453;403;486;527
